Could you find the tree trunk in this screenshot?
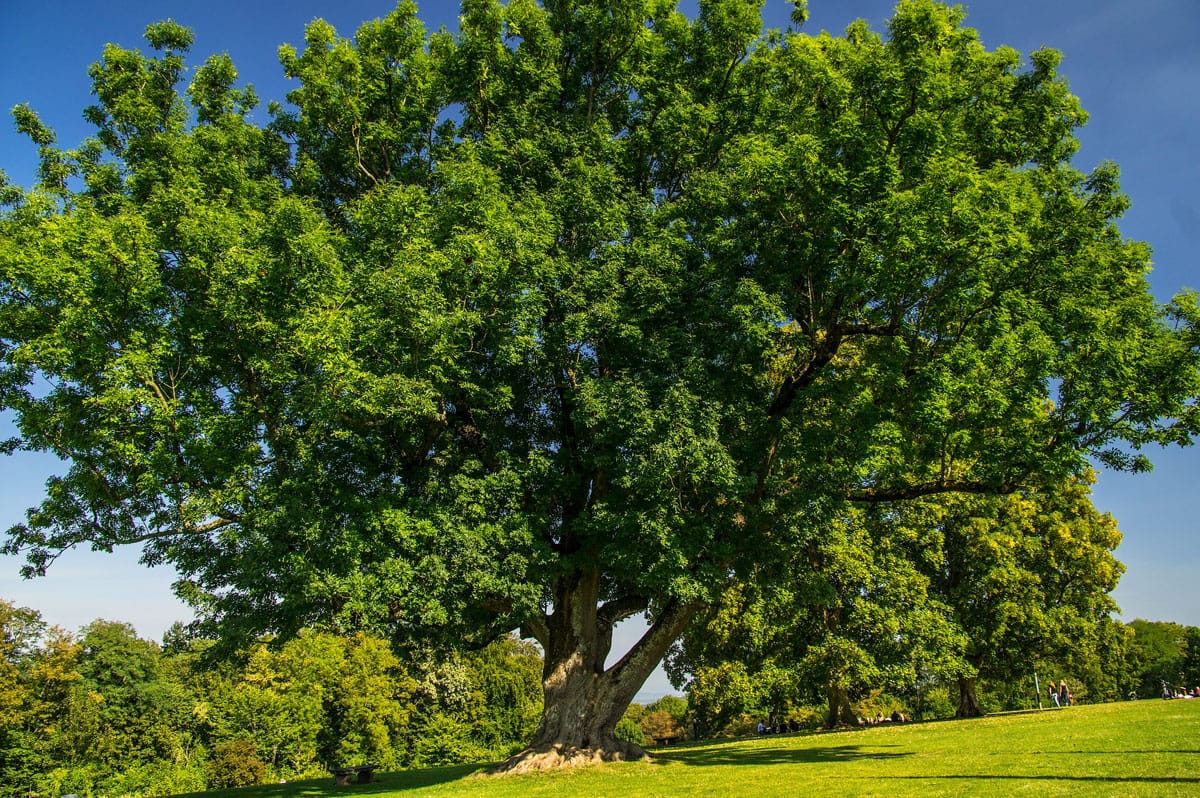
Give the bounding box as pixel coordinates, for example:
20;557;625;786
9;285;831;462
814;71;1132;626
490;569;700;774
956;676;985;718
825;684;859;728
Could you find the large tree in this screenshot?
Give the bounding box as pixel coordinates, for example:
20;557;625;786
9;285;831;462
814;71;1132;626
3;0;1198;770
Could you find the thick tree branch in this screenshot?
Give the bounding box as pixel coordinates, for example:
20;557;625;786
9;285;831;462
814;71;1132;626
592;595;650;672
597;596;649;629
99;516;240;546
767;331;842;419
847;479;1019;503
601;597;703;702
521;615;550;650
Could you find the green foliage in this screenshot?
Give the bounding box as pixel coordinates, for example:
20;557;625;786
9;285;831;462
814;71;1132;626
645;695;688;723
1181;627;1200;690
637;695;690;740
614;714;645;746
100;761;207;797
0;602;545;795
207;739;267;789
672;503;964;728
69;620;196;771
639;709;684;742
458;637;543;754
852;690;906;723
785;705;825;731
676;472;1126;725
0;600;42;731
687;662;756;736
913;686;956;721
1127;619;1189;697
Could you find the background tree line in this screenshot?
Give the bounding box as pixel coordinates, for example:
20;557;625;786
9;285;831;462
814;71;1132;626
4;586;1198;798
671;472;1140;732
672;615;1200;740
0;468;1190;793
0;603;541;797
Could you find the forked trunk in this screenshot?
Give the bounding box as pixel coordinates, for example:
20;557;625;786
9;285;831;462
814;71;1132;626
490;570;700;774
825;684;859;728
956;676;985;718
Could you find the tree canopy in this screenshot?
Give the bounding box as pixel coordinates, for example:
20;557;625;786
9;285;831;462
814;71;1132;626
3;0;1198;768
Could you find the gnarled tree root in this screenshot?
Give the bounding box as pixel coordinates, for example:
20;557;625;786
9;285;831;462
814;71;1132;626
485;741;650;775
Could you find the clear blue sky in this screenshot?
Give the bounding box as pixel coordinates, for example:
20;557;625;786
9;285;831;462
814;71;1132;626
2;0;1199;699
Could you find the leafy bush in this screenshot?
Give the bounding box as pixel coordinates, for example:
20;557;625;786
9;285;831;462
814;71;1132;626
615;715;645;746
100;762;206;797
640;709;684;742
687;663;755;736
206;739;266;789
410;712;492;768
915;687;956;720
34;765;100;798
722;712;760;737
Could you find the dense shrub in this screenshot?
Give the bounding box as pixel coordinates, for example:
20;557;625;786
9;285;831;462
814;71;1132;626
615;715;645;746
206;739;266;788
640;709;684;742
915;687;956;720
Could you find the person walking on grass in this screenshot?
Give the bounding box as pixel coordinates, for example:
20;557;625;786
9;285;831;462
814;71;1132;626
1058;680;1070;707
1048;680;1060;708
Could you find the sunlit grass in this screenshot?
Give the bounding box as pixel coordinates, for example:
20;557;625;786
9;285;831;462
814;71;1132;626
180;699;1200;797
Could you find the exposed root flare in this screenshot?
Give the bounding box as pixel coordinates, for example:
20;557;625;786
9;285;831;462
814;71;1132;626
485;742;650;775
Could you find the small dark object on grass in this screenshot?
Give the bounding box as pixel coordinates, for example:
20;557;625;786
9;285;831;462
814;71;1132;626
332;764;380;786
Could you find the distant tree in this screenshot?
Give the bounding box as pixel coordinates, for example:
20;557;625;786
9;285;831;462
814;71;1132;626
1180;627;1200;691
916;474;1124;716
325;633;418;768
5;0;1199;770
74;620;193;766
685;661;757;737
211;639;327;774
1127;619;1189;697
0;600;42;729
25;629;87;767
615;702;647;746
639;709;684;743
1065;615;1134;703
671;508;962;729
0;601;50;798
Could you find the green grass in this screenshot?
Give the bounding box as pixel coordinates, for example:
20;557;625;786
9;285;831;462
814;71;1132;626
183;700;1200;797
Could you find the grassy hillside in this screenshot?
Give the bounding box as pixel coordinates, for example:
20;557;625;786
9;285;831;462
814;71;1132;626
182;700;1200;798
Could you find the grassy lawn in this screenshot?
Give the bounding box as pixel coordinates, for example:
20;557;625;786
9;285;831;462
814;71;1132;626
184;699;1200;798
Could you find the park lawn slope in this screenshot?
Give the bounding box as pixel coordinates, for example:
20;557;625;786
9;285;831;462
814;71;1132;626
182;700;1200;798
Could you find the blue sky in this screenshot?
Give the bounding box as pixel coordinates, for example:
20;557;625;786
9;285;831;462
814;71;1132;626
2;0;1199;698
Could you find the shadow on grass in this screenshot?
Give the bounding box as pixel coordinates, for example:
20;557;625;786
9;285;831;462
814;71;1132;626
653;743;912;768
176;763;484;798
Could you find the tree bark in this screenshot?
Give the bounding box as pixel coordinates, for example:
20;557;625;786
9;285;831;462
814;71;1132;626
489;569;701;774
825;684;859;728
956;676;985;718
